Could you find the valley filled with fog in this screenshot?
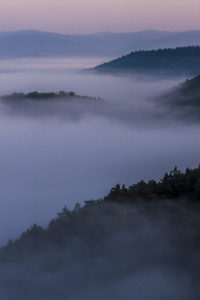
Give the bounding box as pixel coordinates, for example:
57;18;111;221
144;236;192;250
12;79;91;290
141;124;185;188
0;57;200;244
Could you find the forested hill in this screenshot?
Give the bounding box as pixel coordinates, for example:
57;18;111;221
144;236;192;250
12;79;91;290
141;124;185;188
1;91;102;102
160;75;200;110
1;165;200;260
0;166;200;299
94;46;200;76
0;91;103;118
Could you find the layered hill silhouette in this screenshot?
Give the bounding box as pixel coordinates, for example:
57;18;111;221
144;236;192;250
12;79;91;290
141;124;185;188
94;46;200;76
0;30;199;58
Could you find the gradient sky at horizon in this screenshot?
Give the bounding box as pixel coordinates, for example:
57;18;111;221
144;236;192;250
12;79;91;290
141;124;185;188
0;0;199;34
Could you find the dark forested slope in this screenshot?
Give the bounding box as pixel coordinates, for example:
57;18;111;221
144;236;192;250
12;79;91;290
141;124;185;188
0;166;200;300
157;75;200;120
1;165;200;254
94;46;200;76
0;166;200;299
160;75;200;107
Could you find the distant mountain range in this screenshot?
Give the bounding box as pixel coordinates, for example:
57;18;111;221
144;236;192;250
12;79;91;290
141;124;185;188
94;46;200;76
0;29;199;58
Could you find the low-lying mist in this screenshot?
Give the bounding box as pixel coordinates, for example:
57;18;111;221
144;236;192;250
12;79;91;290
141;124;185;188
0;57;199;245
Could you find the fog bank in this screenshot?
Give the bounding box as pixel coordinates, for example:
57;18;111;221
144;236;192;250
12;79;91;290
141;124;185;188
0;58;199;244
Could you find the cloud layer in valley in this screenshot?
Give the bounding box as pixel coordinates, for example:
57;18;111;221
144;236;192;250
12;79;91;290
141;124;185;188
0;58;199;246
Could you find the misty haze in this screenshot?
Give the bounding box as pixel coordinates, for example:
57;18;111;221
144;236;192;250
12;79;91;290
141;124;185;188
0;47;200;300
0;0;200;298
0;57;199;244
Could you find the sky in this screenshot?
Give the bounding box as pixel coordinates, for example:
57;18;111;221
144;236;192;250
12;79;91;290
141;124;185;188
0;0;199;34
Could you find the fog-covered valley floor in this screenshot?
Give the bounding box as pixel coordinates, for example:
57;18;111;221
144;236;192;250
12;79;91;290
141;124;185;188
0;57;200;245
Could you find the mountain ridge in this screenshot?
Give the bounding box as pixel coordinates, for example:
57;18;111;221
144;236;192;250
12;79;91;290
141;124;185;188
0;29;199;58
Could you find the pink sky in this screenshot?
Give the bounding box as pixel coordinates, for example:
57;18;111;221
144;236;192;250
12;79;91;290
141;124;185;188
0;0;199;33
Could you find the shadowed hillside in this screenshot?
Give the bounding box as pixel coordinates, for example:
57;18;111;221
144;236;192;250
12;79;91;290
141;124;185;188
157;75;200;120
0;166;200;300
94;46;200;77
160;75;200;107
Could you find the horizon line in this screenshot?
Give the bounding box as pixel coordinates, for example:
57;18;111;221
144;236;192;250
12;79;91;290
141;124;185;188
0;28;200;36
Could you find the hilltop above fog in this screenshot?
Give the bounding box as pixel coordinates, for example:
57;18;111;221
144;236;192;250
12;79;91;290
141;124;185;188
93;46;200;77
